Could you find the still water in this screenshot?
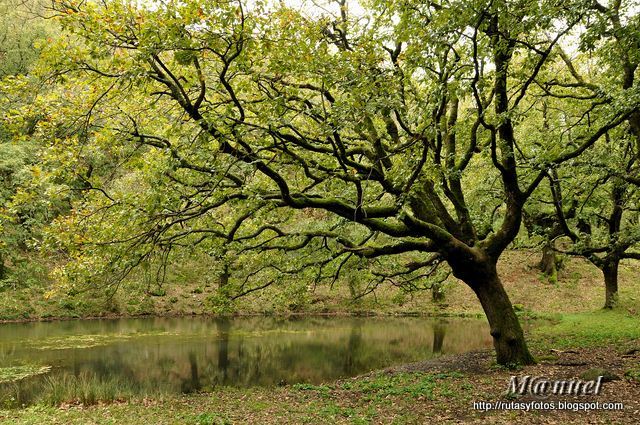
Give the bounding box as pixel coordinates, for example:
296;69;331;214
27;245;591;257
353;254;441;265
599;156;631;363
0;316;491;401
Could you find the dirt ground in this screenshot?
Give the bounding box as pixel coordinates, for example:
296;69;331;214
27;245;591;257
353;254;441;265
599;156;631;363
374;345;640;424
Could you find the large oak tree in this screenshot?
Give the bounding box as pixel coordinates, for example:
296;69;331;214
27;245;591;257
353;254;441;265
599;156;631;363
37;0;638;365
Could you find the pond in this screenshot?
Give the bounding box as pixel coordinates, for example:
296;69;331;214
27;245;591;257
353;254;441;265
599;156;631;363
0;316;492;405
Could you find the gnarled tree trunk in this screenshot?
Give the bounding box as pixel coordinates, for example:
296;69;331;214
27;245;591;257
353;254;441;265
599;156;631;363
451;252;535;366
472;270;534;365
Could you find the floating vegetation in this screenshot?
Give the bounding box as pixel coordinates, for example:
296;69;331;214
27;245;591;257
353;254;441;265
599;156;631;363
21;331;184;351
9;329;320;352
0;365;52;384
31;335;132;350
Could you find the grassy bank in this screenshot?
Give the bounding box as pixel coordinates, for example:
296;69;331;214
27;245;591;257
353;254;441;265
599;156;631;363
2;249;640;322
1;309;639;424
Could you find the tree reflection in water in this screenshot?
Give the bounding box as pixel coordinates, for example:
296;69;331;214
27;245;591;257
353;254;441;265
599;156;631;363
0;316;492;402
432;321;446;354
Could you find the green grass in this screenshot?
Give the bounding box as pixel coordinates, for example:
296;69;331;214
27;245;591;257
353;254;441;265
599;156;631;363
532;309;640;349
338;372;464;401
290;372;470;423
1;372;166;409
0;365;540;424
624;367;640;382
37;373;144;407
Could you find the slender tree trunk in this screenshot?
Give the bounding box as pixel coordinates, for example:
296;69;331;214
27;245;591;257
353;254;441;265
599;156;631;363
460;260;534;366
603;260;619;309
219;261;229;289
0;252;5;280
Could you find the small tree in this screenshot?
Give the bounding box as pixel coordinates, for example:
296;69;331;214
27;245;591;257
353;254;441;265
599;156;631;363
540;0;640;309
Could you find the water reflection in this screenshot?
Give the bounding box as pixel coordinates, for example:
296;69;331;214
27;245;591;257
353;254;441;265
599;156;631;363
432;321;446;354
0;316;492;402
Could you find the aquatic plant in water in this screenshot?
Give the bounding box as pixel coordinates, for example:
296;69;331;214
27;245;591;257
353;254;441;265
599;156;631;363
0;365;51;384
